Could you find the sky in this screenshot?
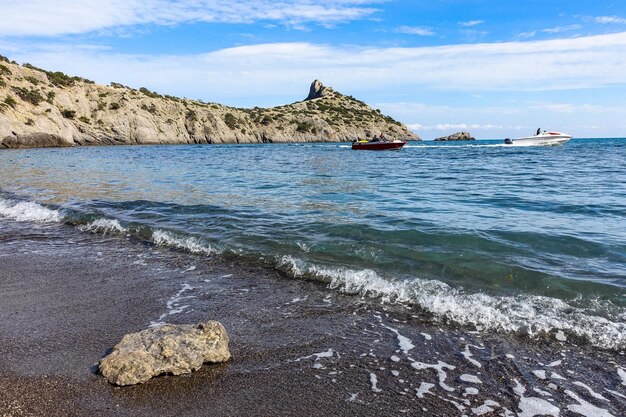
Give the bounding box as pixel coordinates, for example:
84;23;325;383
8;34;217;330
1;1;626;138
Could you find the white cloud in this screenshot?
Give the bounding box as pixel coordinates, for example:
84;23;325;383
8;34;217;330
519;24;581;38
459;20;483;27
5;31;626;107
407;123;511;131
381;100;626;139
541;24;581;33
395;26;435;36
518;30;538;39
595;16;626;24
0;0;380;36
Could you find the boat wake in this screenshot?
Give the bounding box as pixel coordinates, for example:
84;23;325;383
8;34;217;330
405;144;519;148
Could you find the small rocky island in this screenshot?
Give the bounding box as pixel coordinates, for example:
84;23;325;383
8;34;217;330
0;55;419;148
434;131;475;141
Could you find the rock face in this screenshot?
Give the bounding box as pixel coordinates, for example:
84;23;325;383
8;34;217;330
305;79;331;100
0;57;420;148
99;321;230;386
434;131;475;141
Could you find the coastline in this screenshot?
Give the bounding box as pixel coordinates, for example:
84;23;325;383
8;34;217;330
0;58;419;150
1;220;624;416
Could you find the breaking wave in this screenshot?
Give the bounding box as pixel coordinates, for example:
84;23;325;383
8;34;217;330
151;229;220;256
278;255;626;351
0;198;62;223
78;218;127;235
2;194;624;351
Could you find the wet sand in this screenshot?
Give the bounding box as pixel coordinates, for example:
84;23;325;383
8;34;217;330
1;222;625;416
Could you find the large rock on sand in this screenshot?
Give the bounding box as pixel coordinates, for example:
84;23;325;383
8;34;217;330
99;321;230;386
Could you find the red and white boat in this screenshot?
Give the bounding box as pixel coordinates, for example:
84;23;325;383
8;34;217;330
504;131;572;146
351;140;406;151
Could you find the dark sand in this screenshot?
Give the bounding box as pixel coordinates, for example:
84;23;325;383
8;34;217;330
1;221;625;416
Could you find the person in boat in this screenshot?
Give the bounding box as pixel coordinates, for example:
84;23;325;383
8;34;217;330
370;135;380;142
380;133;387;142
536;128;541;136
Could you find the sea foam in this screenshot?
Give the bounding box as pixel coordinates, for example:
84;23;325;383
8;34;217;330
151;229;219;255
278;256;626;350
0;198;62;223
78;218;127;234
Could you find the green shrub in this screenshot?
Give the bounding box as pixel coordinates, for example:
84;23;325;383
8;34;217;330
0;64;11;76
259;116;273;126
109;102;121;110
0;55;9;63
12;87;44;105
224;113;238;129
78;116;90;124
295;120;313;133
25;118;35;126
46;91;55;104
61;109;76;119
23;63;46;73
141;103;158;114
47;71;77;87
139;87;162;98
24;75;39;85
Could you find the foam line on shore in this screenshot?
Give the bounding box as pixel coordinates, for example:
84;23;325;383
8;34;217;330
4;196;624;351
278;255;626;350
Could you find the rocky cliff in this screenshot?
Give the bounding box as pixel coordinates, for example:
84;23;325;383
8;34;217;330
0;57;419;149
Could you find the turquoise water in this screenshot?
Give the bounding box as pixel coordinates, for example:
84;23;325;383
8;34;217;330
1;138;625;348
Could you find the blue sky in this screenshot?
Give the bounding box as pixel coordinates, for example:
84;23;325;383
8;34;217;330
1;1;626;138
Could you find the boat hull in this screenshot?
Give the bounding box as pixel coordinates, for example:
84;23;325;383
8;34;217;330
351;141;406;151
505;132;572;146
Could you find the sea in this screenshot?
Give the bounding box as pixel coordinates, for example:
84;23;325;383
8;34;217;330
1;138;625;351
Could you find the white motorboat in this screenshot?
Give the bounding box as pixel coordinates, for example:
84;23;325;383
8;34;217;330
504;131;573;146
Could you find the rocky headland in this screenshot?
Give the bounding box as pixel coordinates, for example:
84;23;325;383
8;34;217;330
0;56;419;149
434;131;475;141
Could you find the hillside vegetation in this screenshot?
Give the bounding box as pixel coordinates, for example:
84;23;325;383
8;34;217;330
0;56;419;148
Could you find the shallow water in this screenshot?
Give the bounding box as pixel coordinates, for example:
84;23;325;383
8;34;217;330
1;138;625;349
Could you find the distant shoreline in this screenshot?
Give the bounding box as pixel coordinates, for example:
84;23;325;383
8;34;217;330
0;58;418;149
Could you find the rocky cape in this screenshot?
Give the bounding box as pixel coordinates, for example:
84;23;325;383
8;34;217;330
434;131;475;141
0;57;419;149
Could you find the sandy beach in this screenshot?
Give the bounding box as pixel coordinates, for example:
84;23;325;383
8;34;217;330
0;220;624;417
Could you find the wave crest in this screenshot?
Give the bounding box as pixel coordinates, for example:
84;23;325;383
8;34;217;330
78;218;127;235
279;255;626;350
151;229;219;255
0;199;62;223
